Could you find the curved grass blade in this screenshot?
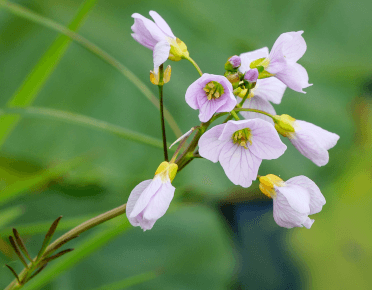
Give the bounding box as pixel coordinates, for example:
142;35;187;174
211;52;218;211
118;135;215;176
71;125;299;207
90;270;158;290
0;0;182;139
12;228;32;262
0;106;171;150
0;0;97;147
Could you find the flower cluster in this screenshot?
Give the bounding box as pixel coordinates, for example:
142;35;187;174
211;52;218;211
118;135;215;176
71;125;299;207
127;11;339;230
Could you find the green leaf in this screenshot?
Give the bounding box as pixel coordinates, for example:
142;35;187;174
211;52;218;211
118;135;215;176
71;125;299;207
90;271;158;290
0;0;97;147
0;107;170;150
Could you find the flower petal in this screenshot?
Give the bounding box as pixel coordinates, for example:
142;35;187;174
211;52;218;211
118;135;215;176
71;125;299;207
240;95;276;124
219;141;261;188
129;177;162;218
282;31;306;63
198;124;227;162
248;119;287;159
273;184;312;228
239;47;270;73
135;214;157;231
153;40;171;71
131;13;167;44
126;179;152;226
253;77;286;104
149;11;175;38
143;181;175;220
296;120;339;151
274;62;312;93
286;176;326;215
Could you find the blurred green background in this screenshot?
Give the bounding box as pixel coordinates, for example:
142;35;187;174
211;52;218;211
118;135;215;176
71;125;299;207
0;0;371;289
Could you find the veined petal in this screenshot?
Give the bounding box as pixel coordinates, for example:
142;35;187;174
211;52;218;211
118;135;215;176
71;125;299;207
126;180;152;226
198;124;228;163
135;214;157;231
131;17;158;49
269;32;293;64
143;181;175;220
296;120;339;151
254;78;286;104
149;11;175;38
198;98;226;122
131;13;167;44
129;177;162;218
273;62;312;93
239;47;270;73
275;185;311;213
153;40;171;71
218;119;254;141
219;141;261;188
282;31;306;63
240;95;276;124
286;176;326;215
248;118;287;159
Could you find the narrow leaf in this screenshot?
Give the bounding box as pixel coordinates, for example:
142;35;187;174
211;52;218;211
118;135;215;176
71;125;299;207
43;248;74;263
12;228;32;262
26;263;48;282
0;107;169;150
0;1;182;138
37;216;62;260
5;264;21;284
47;235;79;255
8;236;29;269
0;0;97;147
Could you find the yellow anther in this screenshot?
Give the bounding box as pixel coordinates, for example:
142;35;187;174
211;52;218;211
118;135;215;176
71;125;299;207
259;174;285;198
231;129;252;149
204;81;224;100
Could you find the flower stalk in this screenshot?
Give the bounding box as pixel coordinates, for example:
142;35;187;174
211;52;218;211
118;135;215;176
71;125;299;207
158;64;168;161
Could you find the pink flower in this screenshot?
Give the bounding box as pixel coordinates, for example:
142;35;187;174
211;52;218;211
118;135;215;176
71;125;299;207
249;32;312;93
259;174;326;229
126;162;177;231
185;74;237;122
198;119;287;187
274;114;340;166
238;48;287;124
131;11;188;71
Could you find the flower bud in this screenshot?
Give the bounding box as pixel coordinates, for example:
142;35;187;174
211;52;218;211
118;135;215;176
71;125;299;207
225;55;241;71
273;114;296;137
244;68;259;84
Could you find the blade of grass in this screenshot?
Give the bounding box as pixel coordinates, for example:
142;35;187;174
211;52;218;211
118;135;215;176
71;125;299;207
0;0;97;147
90;270;158;290
0;0;182;140
24;219;131;290
0;106;173;150
0;154;91;207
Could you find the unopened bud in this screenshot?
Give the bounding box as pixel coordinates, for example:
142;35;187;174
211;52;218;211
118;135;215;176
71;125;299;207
225;55;241;71
244;68;258;83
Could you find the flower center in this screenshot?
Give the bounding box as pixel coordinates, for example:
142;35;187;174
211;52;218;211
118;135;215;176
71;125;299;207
231;129;252;149
203;81;224;100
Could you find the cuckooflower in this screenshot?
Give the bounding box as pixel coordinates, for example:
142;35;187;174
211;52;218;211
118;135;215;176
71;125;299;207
198;119;287;187
126;161;178;231
259;174;326;229
238;48;287;124
131;11;189;71
185;73;237;122
248;31;312;93
274;114;340;166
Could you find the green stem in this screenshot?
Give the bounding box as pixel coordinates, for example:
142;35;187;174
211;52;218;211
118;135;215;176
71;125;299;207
5;204;127;290
235;108;275;119
0;0;182;138
158;65;168;161
230;110;240;121
183;56;203;76
239;89;250;107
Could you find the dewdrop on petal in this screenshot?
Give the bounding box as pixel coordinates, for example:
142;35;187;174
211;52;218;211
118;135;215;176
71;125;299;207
126;162;178;231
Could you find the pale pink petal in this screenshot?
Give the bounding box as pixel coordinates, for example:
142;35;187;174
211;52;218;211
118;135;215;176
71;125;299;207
198;98;226;122
131;13;167;44
286;176;326;215
240;95;277;124
129;177;162;218
135;214;157;231
273;62;311;93
218;120;253;141
248;118;287;159
254;77;286;104
126;179;152;226
219;141;261;188
281;31;306;63
149;11;175;38
198;124;228;163
296;120;339;151
131;32;154;50
239;47;270;73
273;184;312;228
153;40;171;70
143;181;175;220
